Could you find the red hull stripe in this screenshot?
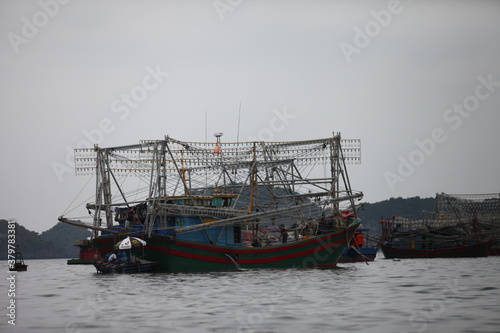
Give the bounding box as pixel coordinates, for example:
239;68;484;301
173;226;356;254
149;237;346;265
95;224;359;264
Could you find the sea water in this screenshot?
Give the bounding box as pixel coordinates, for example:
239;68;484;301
1;256;499;333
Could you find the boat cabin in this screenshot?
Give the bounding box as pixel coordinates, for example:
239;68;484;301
108;193;242;246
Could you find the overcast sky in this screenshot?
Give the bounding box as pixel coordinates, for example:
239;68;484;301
1;0;500;233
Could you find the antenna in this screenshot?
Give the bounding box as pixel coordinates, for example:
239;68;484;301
205;111;208;143
237;102;241;143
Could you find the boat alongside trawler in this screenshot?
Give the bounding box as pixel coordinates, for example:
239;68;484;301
338;228;378;263
59;133;365;273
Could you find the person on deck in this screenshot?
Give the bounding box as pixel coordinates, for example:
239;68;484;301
108;252;117;262
280;225;288;244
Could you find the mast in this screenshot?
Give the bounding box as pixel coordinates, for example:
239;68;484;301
93;146;113;237
145;140;167;236
330;133;340;213
92;145;101;239
248;141;257;212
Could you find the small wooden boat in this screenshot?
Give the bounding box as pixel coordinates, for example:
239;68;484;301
93;238;157;273
9;246;28;271
93;258;158;274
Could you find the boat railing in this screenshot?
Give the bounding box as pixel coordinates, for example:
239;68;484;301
155;203;250;219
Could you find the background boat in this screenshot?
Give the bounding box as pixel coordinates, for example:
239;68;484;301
338;228;378;263
67;239;101;265
9;245;28;271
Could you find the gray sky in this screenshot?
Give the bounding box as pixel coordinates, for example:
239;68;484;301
1;0;500;233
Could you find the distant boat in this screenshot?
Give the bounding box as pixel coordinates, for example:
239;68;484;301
67;239;101;265
380;241;492;259
60;133;364;272
379;215;493;259
338;228;377;263
489;241;500;256
433;192;500;256
9;245;28;271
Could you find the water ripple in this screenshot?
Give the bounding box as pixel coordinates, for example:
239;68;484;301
5;257;500;333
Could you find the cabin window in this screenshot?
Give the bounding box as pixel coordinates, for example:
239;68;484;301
211;197;222;207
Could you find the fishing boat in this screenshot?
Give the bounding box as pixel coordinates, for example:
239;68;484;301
380;241;492;259
338;228;378;263
59;133;363;272
433;192;500;256
67;239;101;265
9;245;28;271
379;215;493;259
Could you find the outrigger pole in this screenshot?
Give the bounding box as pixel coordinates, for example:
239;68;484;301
58;216;120;235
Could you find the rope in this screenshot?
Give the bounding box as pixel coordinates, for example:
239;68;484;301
224;253;242;270
349;245;371;265
61;175;95;216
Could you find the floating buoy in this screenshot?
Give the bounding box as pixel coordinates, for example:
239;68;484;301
393;258;401;261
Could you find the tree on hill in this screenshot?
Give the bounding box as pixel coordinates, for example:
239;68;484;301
40;222;92;258
0;219;92;259
0;219;59;259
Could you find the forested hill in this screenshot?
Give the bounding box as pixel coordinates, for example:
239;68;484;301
357;196;435;233
0;219;91;260
1;196;434;259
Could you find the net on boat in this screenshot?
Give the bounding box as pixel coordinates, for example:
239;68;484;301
73;136;361;206
69;135;364;235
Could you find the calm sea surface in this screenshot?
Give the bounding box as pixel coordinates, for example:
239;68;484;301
1;256;499;333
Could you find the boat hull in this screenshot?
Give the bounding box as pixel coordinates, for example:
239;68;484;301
489;240;500;256
380;241;492;259
67;259;95;265
93;260;158;274
9;264;28;272
338;247;377;263
93;221;360;272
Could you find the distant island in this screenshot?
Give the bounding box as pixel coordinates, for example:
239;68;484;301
1;196;435;259
0;219;91;260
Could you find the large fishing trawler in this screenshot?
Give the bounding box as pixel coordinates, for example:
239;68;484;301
59;133;363;272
